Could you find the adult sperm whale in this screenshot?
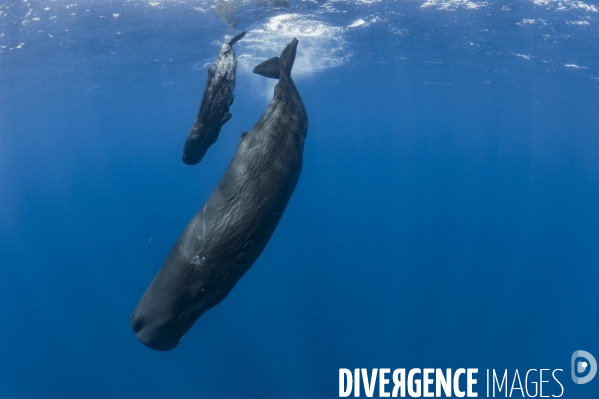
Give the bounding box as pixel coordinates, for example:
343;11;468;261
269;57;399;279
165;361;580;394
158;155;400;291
182;31;246;165
131;38;308;351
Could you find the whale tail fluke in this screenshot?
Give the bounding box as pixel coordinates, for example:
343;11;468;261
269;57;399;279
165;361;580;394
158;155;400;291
280;37;298;77
253;57;281;79
253;37;298;80
227;31;246;46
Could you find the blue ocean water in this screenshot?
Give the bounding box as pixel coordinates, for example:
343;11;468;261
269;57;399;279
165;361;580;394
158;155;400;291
1;0;599;397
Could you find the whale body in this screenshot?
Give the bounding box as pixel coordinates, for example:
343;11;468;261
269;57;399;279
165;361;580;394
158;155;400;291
131;38;308;351
182;31;245;165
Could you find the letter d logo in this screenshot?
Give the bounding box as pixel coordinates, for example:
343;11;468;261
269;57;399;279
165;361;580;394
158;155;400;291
571;350;597;384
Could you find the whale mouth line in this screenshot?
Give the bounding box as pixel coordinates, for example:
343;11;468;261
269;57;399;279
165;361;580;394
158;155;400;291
179;332;188;343
131;309;190;351
134;327;182;352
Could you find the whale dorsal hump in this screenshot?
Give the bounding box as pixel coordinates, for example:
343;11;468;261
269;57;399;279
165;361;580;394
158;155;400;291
253;57;281;79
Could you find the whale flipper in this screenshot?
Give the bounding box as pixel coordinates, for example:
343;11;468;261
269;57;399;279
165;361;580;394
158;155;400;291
222;112;232;124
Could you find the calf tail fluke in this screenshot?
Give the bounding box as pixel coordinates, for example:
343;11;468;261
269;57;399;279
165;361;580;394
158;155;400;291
227;31;246;46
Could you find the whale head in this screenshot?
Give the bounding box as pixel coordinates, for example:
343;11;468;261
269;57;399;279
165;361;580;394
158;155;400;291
130;296;195;351
130;263;207;351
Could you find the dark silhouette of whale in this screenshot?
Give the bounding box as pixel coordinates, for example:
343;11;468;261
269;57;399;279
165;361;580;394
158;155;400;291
182;31;246;165
131;38;308;351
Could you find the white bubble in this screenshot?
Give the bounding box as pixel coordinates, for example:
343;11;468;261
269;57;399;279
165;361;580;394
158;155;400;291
239;13;349;78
